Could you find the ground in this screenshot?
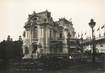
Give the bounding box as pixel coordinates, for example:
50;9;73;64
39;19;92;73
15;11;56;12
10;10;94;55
0;55;105;73
1;60;105;73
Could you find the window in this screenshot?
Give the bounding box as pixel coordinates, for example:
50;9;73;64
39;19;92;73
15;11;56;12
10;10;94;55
32;43;38;53
54;48;57;53
32;17;37;20
33;26;37;38
59;48;63;52
100;44;103;47
60;32;62;38
50;30;52;39
67;32;71;38
47;12;51;18
23;31;26;37
44;18;47;22
34;26;37;29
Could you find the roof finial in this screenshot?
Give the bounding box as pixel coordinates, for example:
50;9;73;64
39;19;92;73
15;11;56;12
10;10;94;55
69;18;72;22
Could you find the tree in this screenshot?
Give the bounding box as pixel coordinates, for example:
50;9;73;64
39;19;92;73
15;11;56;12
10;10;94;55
0;36;23;60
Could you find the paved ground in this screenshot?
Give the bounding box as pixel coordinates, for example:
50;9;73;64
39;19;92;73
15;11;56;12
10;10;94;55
3;62;104;73
0;58;105;73
36;63;104;73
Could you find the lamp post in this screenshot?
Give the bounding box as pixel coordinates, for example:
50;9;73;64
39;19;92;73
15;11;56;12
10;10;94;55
89;19;96;63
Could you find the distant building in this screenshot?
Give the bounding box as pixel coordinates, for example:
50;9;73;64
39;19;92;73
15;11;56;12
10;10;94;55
22;10;76;59
81;36;105;53
95;36;105;53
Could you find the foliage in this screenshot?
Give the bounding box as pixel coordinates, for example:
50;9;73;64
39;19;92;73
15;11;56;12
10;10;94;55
0;38;23;61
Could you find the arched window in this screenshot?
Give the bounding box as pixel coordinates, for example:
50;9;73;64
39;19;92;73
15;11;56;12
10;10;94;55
67;32;71;38
44;18;47;22
33;26;38;38
50;30;52;39
32;43;37;53
60;32;62;38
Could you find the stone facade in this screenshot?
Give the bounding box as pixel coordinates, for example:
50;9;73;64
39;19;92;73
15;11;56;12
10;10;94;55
23;10;75;59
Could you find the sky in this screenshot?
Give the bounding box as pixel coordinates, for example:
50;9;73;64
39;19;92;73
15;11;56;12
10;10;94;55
0;0;105;41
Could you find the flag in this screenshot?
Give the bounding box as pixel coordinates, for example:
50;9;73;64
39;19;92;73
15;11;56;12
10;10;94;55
101;25;104;29
78;34;80;37
81;34;83;37
104;33;105;36
97;27;100;31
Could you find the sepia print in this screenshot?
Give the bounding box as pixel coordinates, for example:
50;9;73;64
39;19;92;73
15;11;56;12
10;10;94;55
0;0;105;73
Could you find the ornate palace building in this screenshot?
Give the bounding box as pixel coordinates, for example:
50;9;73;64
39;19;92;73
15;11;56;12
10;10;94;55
23;10;76;59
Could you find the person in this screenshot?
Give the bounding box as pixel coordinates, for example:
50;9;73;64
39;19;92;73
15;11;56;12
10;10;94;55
69;56;72;59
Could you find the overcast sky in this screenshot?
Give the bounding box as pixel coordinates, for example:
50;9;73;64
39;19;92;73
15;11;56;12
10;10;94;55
0;0;105;41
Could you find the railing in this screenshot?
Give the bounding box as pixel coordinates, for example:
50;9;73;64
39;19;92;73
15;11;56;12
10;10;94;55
95;36;105;40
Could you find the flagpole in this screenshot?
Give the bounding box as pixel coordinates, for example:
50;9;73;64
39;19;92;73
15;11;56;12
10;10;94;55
101;24;105;37
104;23;105;37
99;26;101;37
